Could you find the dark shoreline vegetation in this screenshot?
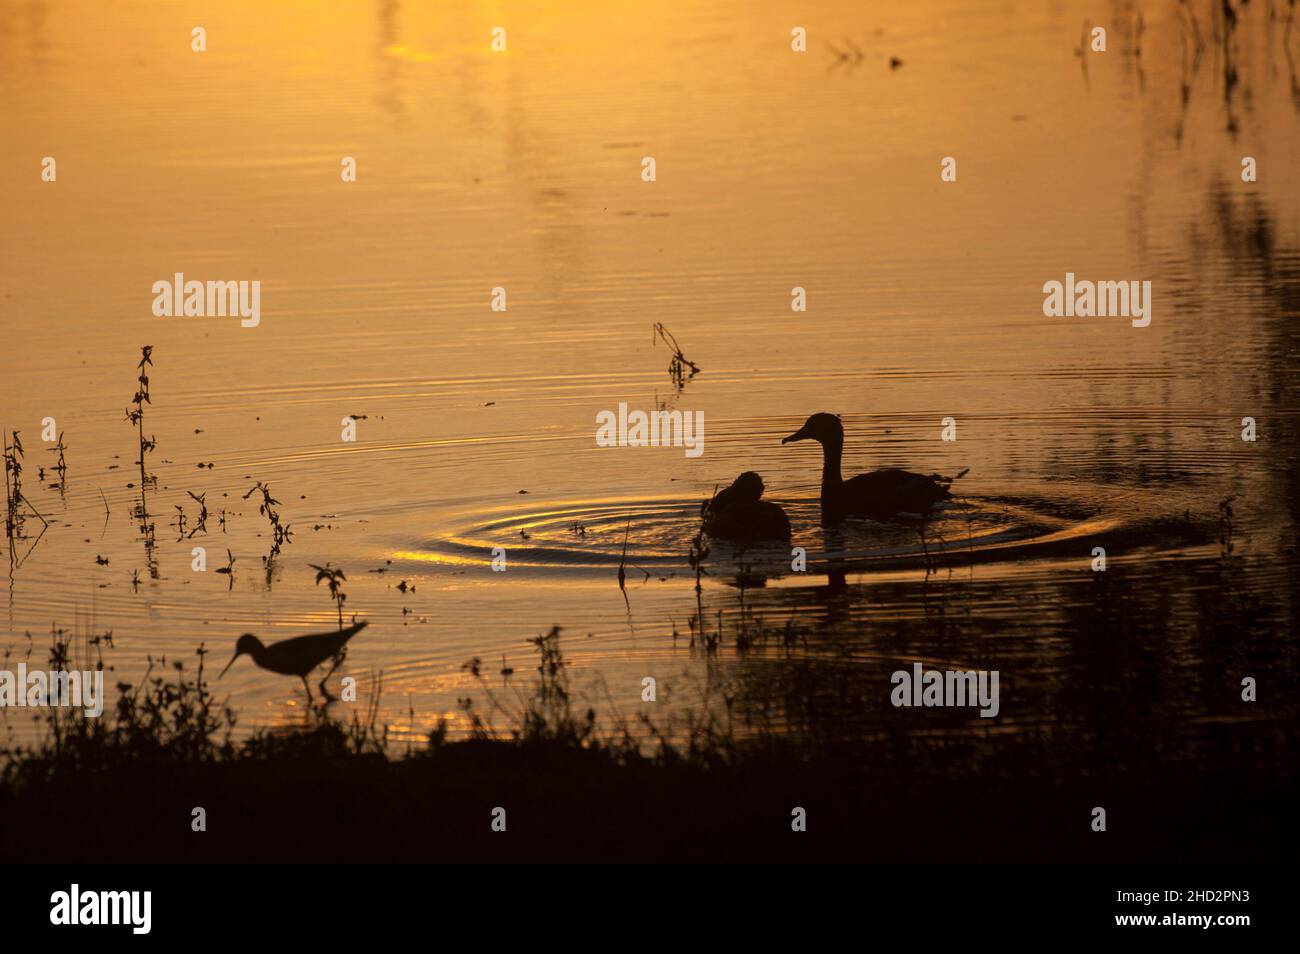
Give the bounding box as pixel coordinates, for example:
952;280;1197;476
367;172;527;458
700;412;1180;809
2;523;1296;863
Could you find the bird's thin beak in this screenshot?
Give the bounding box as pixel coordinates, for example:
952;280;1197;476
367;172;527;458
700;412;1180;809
782;427;810;444
218;653;239;679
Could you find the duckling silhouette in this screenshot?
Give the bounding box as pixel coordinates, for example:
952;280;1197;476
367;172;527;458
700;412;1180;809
703;471;792;542
782;413;960;527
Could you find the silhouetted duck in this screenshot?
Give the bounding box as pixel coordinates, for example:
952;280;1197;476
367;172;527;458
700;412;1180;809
783;413;961;527
703;471;792;542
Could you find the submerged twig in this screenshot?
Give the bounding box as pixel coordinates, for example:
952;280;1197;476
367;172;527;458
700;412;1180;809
652;322;700;391
97;487;110;538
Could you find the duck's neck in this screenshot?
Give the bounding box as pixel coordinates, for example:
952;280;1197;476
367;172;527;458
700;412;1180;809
819;438;844;493
817;439;845;528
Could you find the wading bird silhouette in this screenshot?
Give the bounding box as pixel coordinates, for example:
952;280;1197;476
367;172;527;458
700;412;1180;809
782;413;964;527
219;620;368;704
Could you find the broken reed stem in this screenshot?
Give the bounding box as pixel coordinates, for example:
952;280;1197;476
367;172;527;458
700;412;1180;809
652;322;700;372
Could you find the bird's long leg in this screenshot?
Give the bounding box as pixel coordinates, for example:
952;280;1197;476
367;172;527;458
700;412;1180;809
300;675;314;708
318;649;346;702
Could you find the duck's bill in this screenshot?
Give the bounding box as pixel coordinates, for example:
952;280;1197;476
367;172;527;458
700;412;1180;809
782;428;810;444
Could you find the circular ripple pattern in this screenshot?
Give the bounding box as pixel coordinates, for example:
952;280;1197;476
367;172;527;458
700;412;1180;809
406;492;1137;576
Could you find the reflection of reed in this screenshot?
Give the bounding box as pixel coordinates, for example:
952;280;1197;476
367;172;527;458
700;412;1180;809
45;430;67;495
374;0;405;119
1068;1;1300;503
1170;0;1300;134
130;494;157;580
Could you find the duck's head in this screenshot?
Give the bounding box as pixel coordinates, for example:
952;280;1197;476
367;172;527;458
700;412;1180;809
219;633;262;679
782;413;844;446
707;471;765;514
727;471;765;503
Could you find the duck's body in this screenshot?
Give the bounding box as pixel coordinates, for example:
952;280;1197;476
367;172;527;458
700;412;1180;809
706;500;792;542
703;472;792;542
783;413;957;527
837;468;951;521
220;621;368;701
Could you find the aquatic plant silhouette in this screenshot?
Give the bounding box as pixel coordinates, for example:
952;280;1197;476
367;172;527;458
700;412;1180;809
4;432;25;539
214;548;236;589
124;346;156;491
217;550;234;573
688;501;710;596
310;562;348;629
47;430;67;493
186;490;208;537
243;481;293;566
171;489;209;542
3;430;48;569
683;501;714;649
617;520;629;608
1;635;229;771
459;626;614;749
123;347;158;577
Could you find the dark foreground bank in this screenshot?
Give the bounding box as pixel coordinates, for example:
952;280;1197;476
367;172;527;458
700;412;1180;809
3;734;1295;864
1;626;1295;863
